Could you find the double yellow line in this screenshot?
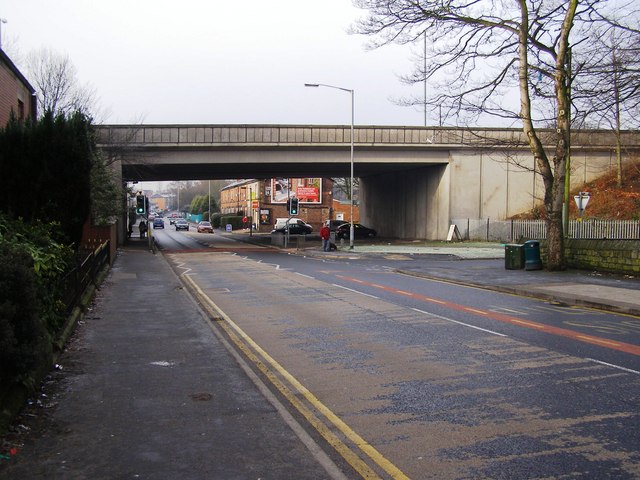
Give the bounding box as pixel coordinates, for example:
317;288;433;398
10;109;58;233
183;274;409;480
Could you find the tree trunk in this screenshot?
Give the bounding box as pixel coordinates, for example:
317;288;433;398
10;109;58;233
517;0;565;270
546;176;565;270
546;0;578;271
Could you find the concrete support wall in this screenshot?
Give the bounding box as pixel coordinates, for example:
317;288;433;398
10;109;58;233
360;148;620;241
448;149;619;221
360;165;450;240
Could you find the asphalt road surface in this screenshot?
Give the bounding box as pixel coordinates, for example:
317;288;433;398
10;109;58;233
157;229;640;479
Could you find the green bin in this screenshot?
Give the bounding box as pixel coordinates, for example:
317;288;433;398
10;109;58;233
524;240;543;270
505;244;524;270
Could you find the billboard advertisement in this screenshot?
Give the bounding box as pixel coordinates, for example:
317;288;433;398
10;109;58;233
271;178;321;204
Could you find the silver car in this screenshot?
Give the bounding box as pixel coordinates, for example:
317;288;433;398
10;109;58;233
175;219;189;231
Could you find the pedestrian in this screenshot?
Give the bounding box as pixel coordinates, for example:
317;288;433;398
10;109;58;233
320;222;331;252
139;220;147;239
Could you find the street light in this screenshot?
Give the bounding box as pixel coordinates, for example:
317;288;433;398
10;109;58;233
304;83;355;249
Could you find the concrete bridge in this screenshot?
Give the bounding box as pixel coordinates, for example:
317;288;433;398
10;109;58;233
98;124;639;240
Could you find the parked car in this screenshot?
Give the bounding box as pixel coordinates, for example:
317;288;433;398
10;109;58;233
153;217;164;229
324;219;348;232
335;223;377;239
175;219;189;231
272;219;312;235
197;221;214;233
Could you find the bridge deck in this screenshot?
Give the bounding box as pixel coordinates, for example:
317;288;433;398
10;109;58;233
97;124;639;150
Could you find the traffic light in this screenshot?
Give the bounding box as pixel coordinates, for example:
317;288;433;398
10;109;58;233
136;195;146;215
289;198;299;215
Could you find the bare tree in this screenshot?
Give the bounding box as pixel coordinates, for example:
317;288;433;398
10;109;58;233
24;47;100;119
331;177;360;202
571;29;640;187
352;0;640;270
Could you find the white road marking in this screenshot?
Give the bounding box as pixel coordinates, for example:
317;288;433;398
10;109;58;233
331;284;380;299
295;272;314;279
412;308;507;337
586;358;640;375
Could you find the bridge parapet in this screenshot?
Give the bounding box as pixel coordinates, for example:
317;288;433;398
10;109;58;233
97;124;639;150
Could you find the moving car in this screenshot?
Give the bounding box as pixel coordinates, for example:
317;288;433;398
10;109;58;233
152;217;164;229
335;223;377;239
169;213;180;225
175;219;189;231
197;221;214;233
272;219;312;235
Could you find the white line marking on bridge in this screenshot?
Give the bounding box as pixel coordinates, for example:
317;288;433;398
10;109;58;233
412;308;507;337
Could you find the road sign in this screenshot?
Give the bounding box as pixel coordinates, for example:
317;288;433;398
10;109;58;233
574;192;590;215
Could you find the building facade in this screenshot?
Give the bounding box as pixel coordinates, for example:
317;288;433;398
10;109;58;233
0;49;37;126
221;178;359;233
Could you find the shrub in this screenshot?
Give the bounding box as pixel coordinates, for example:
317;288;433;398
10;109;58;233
0;215;73;335
220;215;247;230
0;243;51;383
211;213;223;228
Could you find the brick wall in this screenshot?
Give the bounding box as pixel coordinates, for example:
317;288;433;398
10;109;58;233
331;199;360;224
563;239;640;274
0;52;36;125
80;219;117;264
221;178;344;233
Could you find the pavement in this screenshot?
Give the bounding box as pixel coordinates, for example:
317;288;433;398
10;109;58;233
1;236;344;479
1;232;638;479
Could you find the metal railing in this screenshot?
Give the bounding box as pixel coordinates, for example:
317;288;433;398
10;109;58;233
96;124;640;149
61;241;110;316
511;219;640;240
454;218;640;242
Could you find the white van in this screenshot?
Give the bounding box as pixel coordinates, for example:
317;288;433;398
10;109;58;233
272;218;312;234
274;217;304;230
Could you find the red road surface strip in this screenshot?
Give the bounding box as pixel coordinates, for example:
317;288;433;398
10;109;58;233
336;275;640;357
162;248;268;254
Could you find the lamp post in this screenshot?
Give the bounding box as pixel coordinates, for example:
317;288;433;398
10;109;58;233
248;186;251;236
304;83;355;249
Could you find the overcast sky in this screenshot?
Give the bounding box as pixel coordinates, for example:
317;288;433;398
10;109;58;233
2;0;434;127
